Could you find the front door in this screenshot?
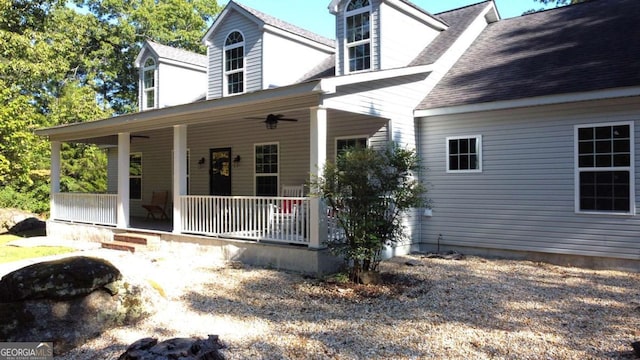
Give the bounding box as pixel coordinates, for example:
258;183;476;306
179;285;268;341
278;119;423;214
209;148;232;195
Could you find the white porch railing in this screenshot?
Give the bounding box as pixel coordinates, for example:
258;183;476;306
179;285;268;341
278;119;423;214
181;195;312;245
52;192;117;226
50;193;345;247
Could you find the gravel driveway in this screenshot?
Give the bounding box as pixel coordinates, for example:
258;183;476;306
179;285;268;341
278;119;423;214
23;240;638;360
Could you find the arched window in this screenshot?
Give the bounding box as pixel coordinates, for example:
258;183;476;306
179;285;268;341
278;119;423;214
224;31;245;95
142;58;156;110
345;0;371;72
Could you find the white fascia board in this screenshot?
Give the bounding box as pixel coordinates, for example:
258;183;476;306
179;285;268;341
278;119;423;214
134;46;157;68
414;86;640;117
385;0;448;31
158;58;207;72
262;24;335;54
316;64;433;93
35;80;323;139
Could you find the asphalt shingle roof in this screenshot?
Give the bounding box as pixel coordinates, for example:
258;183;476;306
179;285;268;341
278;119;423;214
411;1;492;66
418;0;640;110
146;40;208;68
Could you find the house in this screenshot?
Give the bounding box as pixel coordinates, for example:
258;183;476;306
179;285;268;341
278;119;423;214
36;0;640;273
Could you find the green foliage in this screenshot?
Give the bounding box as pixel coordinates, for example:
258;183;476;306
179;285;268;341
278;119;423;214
0;185;49;214
312;144;427;282
525;0;586;14
0;0;221;213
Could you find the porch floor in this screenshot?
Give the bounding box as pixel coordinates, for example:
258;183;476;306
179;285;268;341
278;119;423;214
129;216;173;233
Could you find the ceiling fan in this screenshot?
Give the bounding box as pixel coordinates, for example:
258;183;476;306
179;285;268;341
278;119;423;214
130;134;150;140
247;113;298;129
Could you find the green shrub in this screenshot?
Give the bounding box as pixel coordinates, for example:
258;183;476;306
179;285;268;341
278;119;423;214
312;144;427;283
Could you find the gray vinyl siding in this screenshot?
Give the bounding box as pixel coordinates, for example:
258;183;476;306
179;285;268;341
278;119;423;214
106;148;118;193
324;72;430;147
118;117;381;200
418;96;640;260
207;10;263;100
129;128;174;217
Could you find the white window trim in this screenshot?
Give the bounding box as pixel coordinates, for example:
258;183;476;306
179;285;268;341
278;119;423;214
129;152;143;201
142;57;157;110
254;142;280;196
223;30;245;96
574;121;635;215
335;135;368;160
446;135;482;173
343;0;372;74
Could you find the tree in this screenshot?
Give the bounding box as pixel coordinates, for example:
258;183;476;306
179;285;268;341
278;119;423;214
312;145;427;283
0;0;222;213
525;0;587;14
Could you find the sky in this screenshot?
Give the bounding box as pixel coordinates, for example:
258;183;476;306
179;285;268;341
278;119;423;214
230;0;554;39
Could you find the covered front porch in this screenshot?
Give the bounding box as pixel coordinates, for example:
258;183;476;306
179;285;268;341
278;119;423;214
41;81;390;250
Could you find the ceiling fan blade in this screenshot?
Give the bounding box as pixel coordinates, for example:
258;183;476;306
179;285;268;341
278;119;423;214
278;118;298;122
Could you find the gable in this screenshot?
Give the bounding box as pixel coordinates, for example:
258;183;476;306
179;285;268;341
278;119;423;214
418;0;640;110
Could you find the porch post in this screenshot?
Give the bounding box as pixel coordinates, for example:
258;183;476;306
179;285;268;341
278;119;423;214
50;141;61;219
172;125;187;234
117;132;130;229
309;106;328;249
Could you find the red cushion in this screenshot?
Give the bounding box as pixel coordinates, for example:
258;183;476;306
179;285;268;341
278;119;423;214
281;199;301;213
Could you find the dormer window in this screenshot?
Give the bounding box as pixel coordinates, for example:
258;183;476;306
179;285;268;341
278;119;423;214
345;0;371;73
142;58;156;110
224;31;245;95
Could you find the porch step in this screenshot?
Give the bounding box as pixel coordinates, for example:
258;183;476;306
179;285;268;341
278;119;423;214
101;232;161;253
113;232;160;245
101;240;141;253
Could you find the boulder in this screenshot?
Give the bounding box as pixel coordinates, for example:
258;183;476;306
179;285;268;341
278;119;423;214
8;217;46;236
0;256;162;355
0;256;121;302
0;208;43;234
118;335;226;360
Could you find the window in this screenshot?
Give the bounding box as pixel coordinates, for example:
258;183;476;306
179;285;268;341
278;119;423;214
345;0;371;73
142;58;156;110
336;136;367;158
255;143;278;196
447;135;482;172
576;123;634;213
129;153;142;200
224;31;244;95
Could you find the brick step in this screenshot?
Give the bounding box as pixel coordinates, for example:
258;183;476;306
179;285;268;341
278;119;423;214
101;240;141;253
113;232;160;245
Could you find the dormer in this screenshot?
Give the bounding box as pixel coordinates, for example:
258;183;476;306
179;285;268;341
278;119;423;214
202;1;335;100
329;0;448;75
135;40;207;111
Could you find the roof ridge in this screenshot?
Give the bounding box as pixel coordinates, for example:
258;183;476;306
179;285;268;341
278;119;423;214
144;40;207;67
434;0;492;16
231;1;335;48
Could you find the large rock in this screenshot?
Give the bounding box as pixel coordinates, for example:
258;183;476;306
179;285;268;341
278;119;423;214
0;256;121;302
0;256;162;355
118;335;226;360
0;208;44;234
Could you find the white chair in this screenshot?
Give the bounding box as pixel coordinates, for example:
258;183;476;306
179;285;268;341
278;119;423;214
267;185;305;240
281;185;304;197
